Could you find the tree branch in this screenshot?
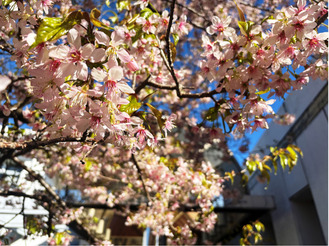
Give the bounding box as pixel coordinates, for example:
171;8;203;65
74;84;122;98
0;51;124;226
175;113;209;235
165;0;182;98
0;161;98;244
0;136;94;161
0;191;46;202
316;11;328;28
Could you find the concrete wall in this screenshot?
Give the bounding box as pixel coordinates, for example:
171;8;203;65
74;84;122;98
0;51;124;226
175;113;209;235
248;80;328;245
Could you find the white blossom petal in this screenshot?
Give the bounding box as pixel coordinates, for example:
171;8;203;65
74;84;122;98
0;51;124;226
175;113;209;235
94;30;109;46
117;82;135;94
67;29;81;49
91;68;107;82
49;46;69;59
90;48;106;63
0;75;11;92
77;62;88;81
109;66;123;81
81;43;95;59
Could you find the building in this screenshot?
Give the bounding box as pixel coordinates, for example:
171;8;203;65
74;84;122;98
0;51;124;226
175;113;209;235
248;79;328;245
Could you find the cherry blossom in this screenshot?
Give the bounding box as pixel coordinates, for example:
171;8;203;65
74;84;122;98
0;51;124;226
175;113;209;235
0;0;327;244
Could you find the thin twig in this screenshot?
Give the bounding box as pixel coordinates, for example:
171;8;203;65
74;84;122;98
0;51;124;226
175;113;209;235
0;197;25;228
163;0;208;20
134;75;151;94
99;174;127;184
131;154;151;205
13;157;67;209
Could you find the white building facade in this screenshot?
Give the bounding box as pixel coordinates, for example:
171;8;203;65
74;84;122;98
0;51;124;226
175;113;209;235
248;79;328;245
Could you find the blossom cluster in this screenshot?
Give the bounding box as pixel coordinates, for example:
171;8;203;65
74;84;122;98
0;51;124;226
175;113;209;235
0;0;327;244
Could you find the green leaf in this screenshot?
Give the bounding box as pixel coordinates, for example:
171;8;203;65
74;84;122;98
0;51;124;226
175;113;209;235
2;0;13;5
246;224;253;231
238;21;254;36
279;154;287;170
255;221;265;232
255;87;271;95
127;14;140;29
291;35;297;44
233;0;246;22
132;25;143;43
270;146;277;154
225;171;234;185
172;33;179;46
31;11;83;49
204;106;219;122
107;10;119;24
146;103;165;130
117;0;130;12
246;160;257;174
238;21;248;36
90;8;113;30
254;233;262;243
120;95;142;115
241;174;249;186
84;158;95;171
55;233;64;245
289;144;303;158
140;8;154;19
134;110;147;121
263;163;271;171
286;146;297;164
170;42;177;62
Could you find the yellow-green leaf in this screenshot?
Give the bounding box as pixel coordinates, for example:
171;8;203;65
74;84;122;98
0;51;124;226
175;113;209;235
172;33;179;46
279;154;287;170
170;42;177;62
233;0;246;22
90;8;113;30
146;103;165;130
120;95;142;115
31;11;83;49
241;174;249;186
238;21;254;36
132;25;143;43
254;221;265;232
84;158;94;171
286;146;297;161
55;233;64;245
204;106;219;122
140;7;154;19
225;171;234;185
289;144;303;158
254;233;262;243
2;0;13;5
255;87;271;95
117;0;131;12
